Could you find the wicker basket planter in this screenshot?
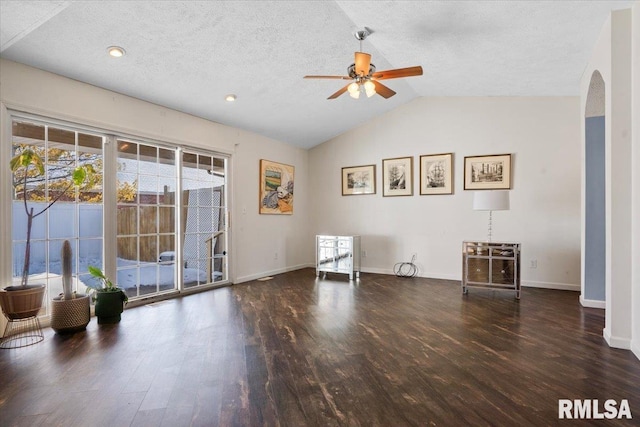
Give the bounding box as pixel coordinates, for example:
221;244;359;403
51;294;90;334
0;285;46;320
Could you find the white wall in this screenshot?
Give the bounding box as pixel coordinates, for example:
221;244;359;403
232;135;312;283
580;8;635;352
0;61;237;153
631;2;640;360
309;97;581;289
0;59;311;332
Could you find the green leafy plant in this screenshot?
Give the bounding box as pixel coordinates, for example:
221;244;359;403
85;266;128;303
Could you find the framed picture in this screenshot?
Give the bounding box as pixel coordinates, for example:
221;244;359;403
382;156;413;197
420;153;453;195
342;164;376;195
259;159;294;214
464;153;512;190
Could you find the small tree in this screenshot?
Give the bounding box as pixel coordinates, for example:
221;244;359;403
10;148;95;288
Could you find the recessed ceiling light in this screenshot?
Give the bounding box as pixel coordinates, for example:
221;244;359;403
107;46;126;58
225;94;237;102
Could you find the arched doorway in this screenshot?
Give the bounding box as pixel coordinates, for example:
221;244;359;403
583;71;605;305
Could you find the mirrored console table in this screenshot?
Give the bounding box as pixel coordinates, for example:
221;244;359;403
316;235;361;281
462;241;521;299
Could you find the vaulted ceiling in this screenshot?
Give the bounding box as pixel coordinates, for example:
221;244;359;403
0;1;634;148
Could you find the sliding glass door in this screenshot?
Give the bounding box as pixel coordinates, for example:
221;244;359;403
9;114;230;309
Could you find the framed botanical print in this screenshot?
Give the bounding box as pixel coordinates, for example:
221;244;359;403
420;153;453;195
382;156;413;197
464;153;512;190
259;159;294;214
342;164;376;195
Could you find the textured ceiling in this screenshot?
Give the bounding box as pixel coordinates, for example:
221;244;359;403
0;0;635;148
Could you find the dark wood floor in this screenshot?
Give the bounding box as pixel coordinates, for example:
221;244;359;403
0;268;638;427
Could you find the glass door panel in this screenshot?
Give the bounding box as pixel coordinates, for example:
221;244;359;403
182;152;228;287
10;119;104;315
116;140;177;299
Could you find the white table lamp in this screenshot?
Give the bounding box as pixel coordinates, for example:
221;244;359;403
473;191;510;242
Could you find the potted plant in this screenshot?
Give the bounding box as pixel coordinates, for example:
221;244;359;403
50;240;90;334
85;266;128;324
0;148;94;323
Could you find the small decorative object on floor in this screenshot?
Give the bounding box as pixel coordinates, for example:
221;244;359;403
86;266;128;324
394;254;418;278
50;240;90;334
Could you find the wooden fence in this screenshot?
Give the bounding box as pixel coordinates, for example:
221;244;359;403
116;206;176;262
116;191;180;262
116;188;225;268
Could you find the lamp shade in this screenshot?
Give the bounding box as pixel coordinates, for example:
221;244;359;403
473;191;510;211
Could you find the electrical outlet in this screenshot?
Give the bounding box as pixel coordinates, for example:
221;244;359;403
530;259;537;269
362;250;367;258
274;252;278;260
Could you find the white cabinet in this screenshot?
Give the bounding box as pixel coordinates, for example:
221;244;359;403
316;235;361;281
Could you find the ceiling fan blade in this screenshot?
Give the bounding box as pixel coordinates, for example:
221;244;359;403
372;66;423;80
372;80;396;99
354;52;372;76
304;75;352;80
328;84;350;99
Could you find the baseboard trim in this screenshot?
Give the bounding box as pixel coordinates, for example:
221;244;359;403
579;295;606;309
603;327;632;350
360;267;392;275
234;264;311;284
521;281;580;291
416;271;460;281
235;265;580;292
632;340;640;361
359;267;459;281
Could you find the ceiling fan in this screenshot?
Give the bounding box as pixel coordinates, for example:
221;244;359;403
304;28;423;100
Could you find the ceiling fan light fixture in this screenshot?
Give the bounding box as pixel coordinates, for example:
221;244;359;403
364;80;376;97
348;82;360;98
